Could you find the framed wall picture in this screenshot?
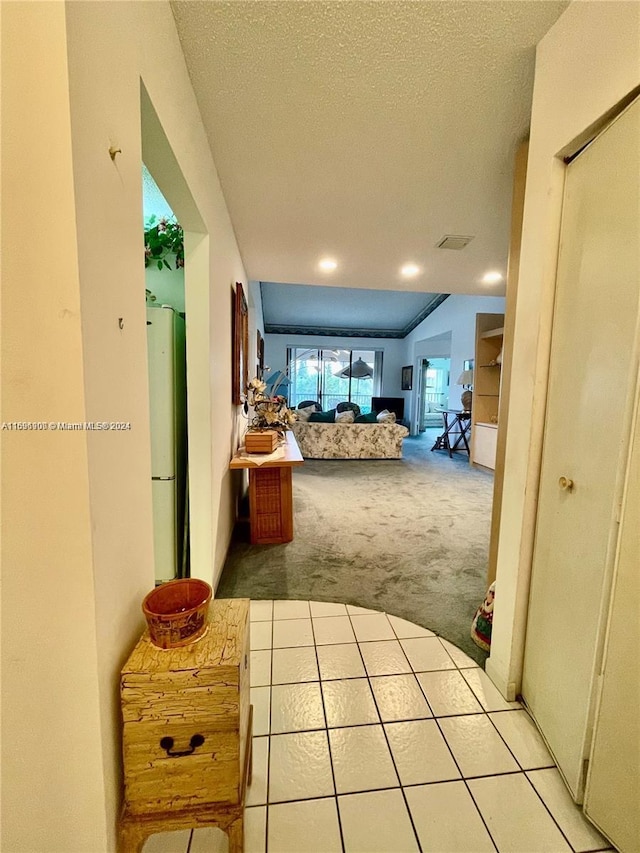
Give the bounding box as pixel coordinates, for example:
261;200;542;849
232;282;248;404
257;329;265;377
401;365;413;391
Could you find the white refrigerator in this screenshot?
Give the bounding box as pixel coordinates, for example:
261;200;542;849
147;305;187;582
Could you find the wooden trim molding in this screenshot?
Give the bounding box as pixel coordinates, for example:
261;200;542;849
232;282;248;405
487;140;529;586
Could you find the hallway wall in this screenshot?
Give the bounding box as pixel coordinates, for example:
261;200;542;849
403;295;506;426
2;5;108;851
2;2;248;850
488;0;640;699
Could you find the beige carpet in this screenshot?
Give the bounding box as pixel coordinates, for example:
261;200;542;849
218;430;493;664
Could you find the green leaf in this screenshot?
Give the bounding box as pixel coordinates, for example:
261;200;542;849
144;216;184;271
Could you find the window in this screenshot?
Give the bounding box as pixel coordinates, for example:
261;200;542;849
287;348;383;413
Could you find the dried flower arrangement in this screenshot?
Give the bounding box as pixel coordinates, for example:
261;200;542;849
245;377;297;433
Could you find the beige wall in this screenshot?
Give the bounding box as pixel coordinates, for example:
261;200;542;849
2;1;247;849
488;1;640;698
1;3;108;850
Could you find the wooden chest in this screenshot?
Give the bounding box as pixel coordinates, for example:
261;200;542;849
245;429;279;453
121;598;250;816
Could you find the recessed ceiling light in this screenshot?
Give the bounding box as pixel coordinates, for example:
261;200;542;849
482;271;503;284
318;258;337;272
401;263;421;278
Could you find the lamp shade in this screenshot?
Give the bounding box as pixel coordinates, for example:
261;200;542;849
456;369;474;386
337;357;373;379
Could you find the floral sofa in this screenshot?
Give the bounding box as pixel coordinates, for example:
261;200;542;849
291;421;409;459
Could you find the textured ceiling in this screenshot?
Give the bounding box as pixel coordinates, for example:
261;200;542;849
171;1;568;297
143;165;174;222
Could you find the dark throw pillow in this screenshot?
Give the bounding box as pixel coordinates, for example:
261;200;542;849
336;401;361;417
354;411;378;423
309;409;336;423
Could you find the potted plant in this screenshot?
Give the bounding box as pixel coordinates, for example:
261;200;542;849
144;215;184;270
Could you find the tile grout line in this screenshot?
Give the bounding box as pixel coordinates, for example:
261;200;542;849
514;701;610;853
435;679;580;852
263;606;275;853
426;657;535;852
267;772;560;804
380;610;511;853
522;769;589;853
346;609;424;853
254;634;477;656
409;655;501;853
263;758;553;796
484;708;557;774
263;771;564;805
429;708;501;853
484;706;535;771
481;703;579;851
254;602;589;853
308;608;347;853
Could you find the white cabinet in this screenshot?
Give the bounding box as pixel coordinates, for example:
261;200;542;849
472;423;498;469
470;314;504;470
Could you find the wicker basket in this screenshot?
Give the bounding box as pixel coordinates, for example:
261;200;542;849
142;579;212;649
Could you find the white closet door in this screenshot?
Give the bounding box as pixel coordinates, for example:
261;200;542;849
583;390;640;852
522;98;639;799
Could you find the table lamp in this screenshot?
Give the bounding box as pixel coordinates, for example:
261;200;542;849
456;369;474;411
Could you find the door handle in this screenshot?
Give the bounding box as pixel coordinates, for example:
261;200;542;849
558;476;574;491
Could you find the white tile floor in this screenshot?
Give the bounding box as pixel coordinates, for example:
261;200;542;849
143;601;612;853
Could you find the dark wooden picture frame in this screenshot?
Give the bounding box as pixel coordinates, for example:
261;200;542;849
232;282;249;404
401;365;413;391
257;329;265;378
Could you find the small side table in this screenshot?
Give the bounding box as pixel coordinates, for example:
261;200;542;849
118;600;252;853
230;431;304;544
118;712;252;853
431;410;471;457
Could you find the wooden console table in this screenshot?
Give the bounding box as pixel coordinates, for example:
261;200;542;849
230;431;304;544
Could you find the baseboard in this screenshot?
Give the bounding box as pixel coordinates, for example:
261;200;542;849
485;658;518;702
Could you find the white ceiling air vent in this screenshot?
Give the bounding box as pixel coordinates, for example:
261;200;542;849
436;235;474;250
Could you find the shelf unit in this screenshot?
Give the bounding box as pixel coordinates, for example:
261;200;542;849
471;313;504;470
